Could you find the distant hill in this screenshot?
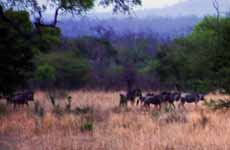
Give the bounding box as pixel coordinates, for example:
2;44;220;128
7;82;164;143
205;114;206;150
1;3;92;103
58;0;229;38
58;16;201;38
137;0;229;17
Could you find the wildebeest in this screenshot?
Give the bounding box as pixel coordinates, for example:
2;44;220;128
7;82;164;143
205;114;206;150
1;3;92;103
161;92;181;109
119;93;128;106
140;94;163;109
180;93;205;107
119;89;142;106
7;90;34;108
126;88;142;105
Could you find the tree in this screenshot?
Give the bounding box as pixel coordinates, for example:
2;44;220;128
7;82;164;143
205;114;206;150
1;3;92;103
154;16;230;93
0;10;34;96
35;51;90;89
0;0;141;95
0;0;141;31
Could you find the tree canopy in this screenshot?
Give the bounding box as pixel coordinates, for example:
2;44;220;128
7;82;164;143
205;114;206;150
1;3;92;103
0;10;34;95
0;0;142;95
154;16;230;93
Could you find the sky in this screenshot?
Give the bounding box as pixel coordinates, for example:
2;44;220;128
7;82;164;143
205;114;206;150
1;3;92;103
38;0;186;13
138;0;185;8
93;0;186;12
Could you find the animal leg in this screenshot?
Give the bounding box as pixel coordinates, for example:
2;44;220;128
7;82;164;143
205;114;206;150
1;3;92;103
136;99;140;106
159;104;162;110
195;101;198;107
26;101;29;107
171;102;176;109
179;102;185;109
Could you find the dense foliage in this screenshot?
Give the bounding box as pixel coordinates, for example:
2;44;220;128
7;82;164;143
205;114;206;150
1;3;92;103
154;16;230;93
0;0;141;95
1;0;230;94
0;10;34;95
35;51;90;89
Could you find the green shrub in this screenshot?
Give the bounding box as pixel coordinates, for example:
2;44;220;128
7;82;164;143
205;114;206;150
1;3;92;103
203;99;230;110
81;122;93;132
35;51;90;89
162;104;174;113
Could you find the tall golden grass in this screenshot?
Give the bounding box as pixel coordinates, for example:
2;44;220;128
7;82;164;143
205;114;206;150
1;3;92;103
0;91;230;150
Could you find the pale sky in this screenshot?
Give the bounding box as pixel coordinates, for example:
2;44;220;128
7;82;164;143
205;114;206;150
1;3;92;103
139;0;185;8
38;0;186;13
94;0;186;12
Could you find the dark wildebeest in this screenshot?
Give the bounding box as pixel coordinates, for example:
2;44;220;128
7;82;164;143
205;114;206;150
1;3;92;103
140;94;163;109
126;89;142;105
23;90;34;101
136;92;155;106
119;93;128;106
160;92;181;109
7;90;34;109
180;93;205;108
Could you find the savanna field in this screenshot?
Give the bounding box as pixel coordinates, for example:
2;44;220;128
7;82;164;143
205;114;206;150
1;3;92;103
1;91;230;150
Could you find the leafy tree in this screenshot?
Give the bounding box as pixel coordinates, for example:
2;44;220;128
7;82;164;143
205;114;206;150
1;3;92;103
154;16;230;93
0;0;141;30
36;64;56;83
0;0;141;94
35;51;90;89
0;10;34;95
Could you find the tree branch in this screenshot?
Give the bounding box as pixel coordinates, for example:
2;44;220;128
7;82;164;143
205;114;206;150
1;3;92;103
53;6;61;27
213;0;220;21
34;6;61;29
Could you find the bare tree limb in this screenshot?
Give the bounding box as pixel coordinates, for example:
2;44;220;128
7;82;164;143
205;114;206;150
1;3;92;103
213;0;220;21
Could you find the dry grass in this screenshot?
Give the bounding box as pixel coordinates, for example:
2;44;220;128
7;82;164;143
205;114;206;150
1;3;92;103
1;91;230;150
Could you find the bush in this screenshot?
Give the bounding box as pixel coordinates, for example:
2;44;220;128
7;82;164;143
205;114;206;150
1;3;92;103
35;51;90;89
81;122;93;132
203;99;230;110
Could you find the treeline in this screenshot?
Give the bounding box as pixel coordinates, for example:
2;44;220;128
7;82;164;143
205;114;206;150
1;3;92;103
1;9;230;95
33;34;162;90
154;16;230;93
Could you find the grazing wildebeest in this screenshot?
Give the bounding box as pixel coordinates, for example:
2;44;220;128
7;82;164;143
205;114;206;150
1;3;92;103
23;90;34;101
137;93;154;106
160;92;181;109
180;93;205;108
126;88;142;105
141;94;163;109
7;90;34;109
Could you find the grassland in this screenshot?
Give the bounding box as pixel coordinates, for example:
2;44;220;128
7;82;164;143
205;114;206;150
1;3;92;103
0;91;230;150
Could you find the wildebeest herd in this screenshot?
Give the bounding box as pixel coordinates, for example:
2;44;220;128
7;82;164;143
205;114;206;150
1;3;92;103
120;89;205;109
0;89;205;110
0;90;34;109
